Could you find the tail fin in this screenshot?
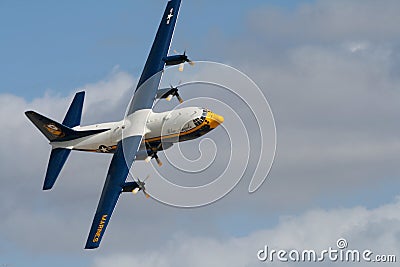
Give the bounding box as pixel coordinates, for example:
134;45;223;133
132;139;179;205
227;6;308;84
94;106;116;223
25;91;108;190
25;92;108;143
63;91;84;128
25;91;89;142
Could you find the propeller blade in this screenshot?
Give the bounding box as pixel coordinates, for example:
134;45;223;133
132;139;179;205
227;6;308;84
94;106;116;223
166;94;173;101
153;154;163;167
176;93;184;103
132;175;151;198
155;157;163;167
145;156;152;163
143;174;151;182
156;143;163;150
173;49;178;55
188;60;195;66
179;63;184;72
132;187;140;194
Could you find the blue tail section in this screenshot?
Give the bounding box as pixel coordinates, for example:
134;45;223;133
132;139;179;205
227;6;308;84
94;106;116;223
43;148;71;190
36;91;87;190
63;91;85;127
42;92;84;190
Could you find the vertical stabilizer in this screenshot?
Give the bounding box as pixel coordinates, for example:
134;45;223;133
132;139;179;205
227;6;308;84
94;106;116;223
63;91;85;128
42;91;85;190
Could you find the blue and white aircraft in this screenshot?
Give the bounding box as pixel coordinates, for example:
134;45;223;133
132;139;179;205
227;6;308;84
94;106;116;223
25;0;224;249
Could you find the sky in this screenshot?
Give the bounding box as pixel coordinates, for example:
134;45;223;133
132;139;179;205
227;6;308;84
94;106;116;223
1;0;400;266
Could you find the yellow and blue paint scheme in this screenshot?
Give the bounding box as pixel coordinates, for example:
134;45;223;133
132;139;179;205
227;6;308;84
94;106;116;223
63;107;224;155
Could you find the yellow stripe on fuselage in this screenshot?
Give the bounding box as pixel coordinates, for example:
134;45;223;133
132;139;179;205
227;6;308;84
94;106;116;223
73;111;223;153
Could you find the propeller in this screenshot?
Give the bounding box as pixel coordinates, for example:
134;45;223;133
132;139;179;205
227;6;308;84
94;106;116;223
166;82;183;103
145;143;163;166
135;175;150;198
174;50;195;72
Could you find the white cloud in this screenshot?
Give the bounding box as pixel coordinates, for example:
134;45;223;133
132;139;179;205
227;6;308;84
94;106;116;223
228;36;400;209
92;196;400;267
247;0;400;44
2;0;400;264
346;42;369;53
0;69;136;251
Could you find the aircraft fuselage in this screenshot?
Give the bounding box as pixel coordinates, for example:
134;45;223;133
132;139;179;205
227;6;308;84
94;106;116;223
51;106;224;160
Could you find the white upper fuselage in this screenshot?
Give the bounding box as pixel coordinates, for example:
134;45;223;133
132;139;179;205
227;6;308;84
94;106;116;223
50;106;224;159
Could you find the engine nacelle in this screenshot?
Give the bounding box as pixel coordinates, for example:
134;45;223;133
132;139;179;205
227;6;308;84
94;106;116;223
122;182;140;193
156;87;178;100
163;55;187;66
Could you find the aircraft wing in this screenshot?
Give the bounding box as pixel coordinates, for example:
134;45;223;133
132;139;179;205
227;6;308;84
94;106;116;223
85;136;142;249
85;0;182;249
127;0;181;115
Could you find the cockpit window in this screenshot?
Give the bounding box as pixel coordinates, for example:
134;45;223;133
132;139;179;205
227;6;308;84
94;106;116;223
193;109;208;126
193;118;202;126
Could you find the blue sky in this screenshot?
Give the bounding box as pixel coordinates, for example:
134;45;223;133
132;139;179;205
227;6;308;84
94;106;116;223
1;0;400;266
0;0;312;99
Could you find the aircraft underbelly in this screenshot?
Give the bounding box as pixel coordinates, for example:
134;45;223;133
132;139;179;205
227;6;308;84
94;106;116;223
71;128;207;154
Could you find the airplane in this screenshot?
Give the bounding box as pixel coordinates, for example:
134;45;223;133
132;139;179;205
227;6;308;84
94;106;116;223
24;0;224;249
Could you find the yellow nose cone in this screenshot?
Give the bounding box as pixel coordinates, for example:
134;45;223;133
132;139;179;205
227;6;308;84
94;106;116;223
208;112;224;129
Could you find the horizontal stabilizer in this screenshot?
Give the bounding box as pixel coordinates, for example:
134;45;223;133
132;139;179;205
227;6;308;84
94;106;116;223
25;111;109;142
43;148;71;190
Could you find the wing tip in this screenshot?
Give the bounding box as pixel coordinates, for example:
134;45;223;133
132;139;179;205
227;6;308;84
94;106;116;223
42;186;52;191
84;244;99;250
85;238;100;250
